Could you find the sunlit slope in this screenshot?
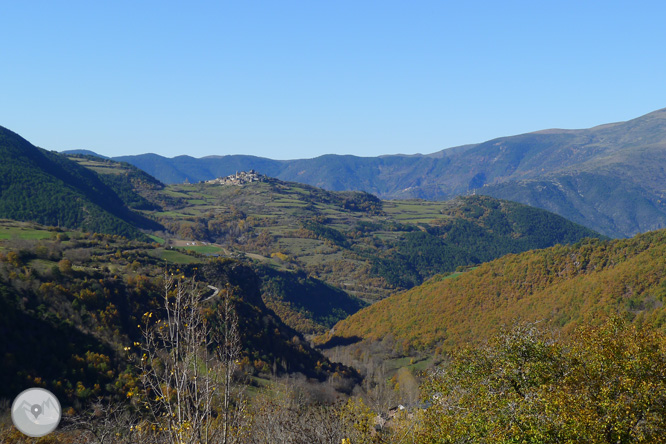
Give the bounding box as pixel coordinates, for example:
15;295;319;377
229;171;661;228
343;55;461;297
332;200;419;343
329;229;666;352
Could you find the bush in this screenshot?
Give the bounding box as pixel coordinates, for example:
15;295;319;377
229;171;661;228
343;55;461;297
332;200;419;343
419;318;666;443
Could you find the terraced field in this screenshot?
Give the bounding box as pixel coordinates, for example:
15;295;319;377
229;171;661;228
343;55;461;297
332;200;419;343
142;178;600;302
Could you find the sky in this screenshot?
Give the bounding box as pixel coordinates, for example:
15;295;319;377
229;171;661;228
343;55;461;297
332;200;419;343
1;1;665;160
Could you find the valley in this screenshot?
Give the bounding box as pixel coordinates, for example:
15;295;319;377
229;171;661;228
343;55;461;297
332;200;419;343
5;0;666;439
2;116;666;442
69;154;599;332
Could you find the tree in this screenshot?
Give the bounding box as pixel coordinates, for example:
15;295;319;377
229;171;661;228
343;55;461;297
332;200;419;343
64;399;139;444
557;318;666;443
58;258;73;274
137;273;246;444
217;285;245;444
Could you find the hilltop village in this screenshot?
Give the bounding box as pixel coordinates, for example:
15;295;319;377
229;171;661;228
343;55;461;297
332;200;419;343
205;170;267;186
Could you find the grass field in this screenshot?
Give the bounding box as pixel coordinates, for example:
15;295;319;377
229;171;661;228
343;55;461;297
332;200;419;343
69;158;132;175
386;355;435;373
383;200;452;223
158;211;192;217
0;224;57;240
148;234;165;244
179;245;225;254
0;229;53;240
87;166;125;175
150;249;204;264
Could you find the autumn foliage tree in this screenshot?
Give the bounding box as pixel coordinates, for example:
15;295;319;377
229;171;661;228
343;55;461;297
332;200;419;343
418;318;666;443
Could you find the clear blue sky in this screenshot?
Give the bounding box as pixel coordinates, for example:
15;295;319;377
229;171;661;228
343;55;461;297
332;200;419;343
1;1;665;160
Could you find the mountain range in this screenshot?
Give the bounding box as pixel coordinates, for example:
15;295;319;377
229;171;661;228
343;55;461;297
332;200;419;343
85;108;666;238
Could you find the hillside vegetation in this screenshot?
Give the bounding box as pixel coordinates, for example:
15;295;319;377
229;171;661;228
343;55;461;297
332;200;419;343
0;122;603;337
67;154;165;211
2;220;664;442
418;319;666;443
0;127;161;240
328;228;666;354
255;264;368;334
3;124;666;442
0;125;599;337
0;220;353;406
54;153;600;333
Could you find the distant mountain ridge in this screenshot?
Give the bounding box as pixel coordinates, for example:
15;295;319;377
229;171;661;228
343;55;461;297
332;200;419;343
61;149;108;159
103;108;666;237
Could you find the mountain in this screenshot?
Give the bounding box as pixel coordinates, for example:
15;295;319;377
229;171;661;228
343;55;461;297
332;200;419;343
112;108;666;237
325;227;666;355
0;126;161;239
475;109;666;237
65;154;165;211
61;149;108;159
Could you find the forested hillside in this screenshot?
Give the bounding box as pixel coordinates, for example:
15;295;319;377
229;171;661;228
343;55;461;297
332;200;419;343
255;265;368;334
67;154;165;211
328;228;666;354
371;195;602;289
0;222;354;406
0;127;161;240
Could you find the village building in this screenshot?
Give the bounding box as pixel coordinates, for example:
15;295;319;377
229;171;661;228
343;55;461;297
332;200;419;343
205;170;266;186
